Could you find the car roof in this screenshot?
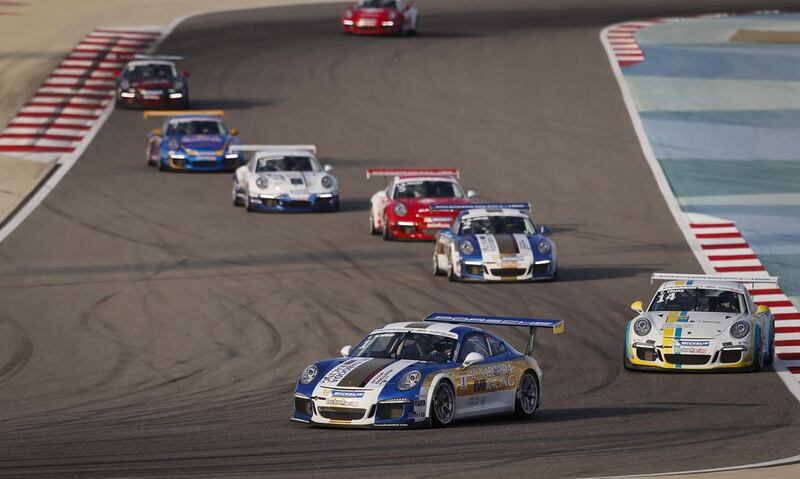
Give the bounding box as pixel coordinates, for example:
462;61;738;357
460;209;529;219
127;60;175;68
657;279;747;293
167;115;223;123
372;321;482;338
395;175;458;183
254;151;316;160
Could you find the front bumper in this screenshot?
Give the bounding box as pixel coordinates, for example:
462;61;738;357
249;193;339;213
163;154;242;172
292;390;425;428
388;219;452;241
117;89;187;108
625;337;754;371
457;259;557;282
342;20;401;35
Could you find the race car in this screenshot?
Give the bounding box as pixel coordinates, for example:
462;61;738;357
367;169;476;241
292;312;563;428
230;145;339;213
341;0;419;36
115;55;189;109
144;110;243;172
624;273;777;372
432;203;557;282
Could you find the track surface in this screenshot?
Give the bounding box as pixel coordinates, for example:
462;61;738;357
2;1;800;477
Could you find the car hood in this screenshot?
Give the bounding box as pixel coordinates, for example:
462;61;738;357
129;79;175;89
396;197;471;214
646;311;746;338
353;7;394;17
177;134;227;152
473;233;534;261
317;357;426;390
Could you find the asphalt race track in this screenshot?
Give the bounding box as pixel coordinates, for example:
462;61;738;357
1;1;800;477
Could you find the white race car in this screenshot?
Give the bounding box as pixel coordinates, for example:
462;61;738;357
231;145;339;213
624;273;777;372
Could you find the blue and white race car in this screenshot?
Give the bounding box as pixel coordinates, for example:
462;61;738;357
292;313;563;428
432;203;557;282
144;110;243;172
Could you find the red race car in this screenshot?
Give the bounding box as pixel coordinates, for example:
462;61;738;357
341;0;419;36
367;169;476;241
115;55;189;109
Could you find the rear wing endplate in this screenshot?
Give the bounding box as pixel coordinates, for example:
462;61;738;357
425;312;563;355
430;203;530;212
366;168;459;179
651;273;778;285
229;145;317;154
143;110;224;119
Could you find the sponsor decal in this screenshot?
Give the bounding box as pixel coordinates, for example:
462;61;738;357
677;340;710;347
457;363;516;393
331;390;365;398
320;358;371;386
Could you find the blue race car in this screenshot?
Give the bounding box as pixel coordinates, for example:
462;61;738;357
144;110;244;172
292;313;563;428
432;203;557;282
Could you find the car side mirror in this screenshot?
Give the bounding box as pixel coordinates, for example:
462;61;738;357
150;128;162;137
467;190;477;198
756;304;770;316
324;164;333;172
229;128;239;136
539;225;551;235
630;300;643;314
340;345;352;357
461;352;484;369
181;70;190;78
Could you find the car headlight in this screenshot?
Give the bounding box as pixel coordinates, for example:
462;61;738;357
120;79;130;89
633;318;651;336
256;176;269;189
397;370;421;390
299;365;318;385
168;139;180;151
321;175;334;189
459;240;474;255
537;240;551;254
730;321;750;339
393;203;407;217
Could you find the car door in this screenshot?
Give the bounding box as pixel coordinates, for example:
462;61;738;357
453;333;512;418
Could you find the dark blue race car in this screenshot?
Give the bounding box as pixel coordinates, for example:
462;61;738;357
144;110;243;172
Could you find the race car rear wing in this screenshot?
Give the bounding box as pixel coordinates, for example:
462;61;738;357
142;110;224;119
430;203;531;212
366;168;459;179
424;312;563;355
230;145;317;154
132;54;184;61
651;273;779;285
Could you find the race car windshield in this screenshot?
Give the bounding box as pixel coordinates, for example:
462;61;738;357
460;216;534;235
394;181;464;199
126;63;176;79
359;0;397;7
350;332;457;363
649;288;747;314
255;156;319;172
166;120;227;136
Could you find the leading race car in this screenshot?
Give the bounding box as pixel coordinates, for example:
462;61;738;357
144;110;244;172
292;313;563;428
367;169;476;241
433;203;557;282
624;273;777;372
116;55;189;109
341;0;419;36
230;145;339;212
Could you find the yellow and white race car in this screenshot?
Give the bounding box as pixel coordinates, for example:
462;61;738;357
624;273;776;372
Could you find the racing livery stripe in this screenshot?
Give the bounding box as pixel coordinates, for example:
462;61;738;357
494;234;519;255
336;358;396;388
364;359;418;388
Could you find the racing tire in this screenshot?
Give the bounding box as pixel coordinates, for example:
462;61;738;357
232;184;243;207
765;323;775;366
369;213;380;235
446;255;458;282
749;331;764;372
409;16;419;35
244;195;256;212
514;371;540;419
432;251;445;276
430;381;456;427
157;160;167;172
382;215;393;241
